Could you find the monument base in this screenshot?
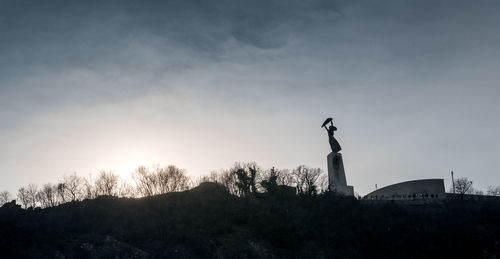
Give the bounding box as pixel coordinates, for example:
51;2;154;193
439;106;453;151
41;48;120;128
327;152;354;196
331;185;354;196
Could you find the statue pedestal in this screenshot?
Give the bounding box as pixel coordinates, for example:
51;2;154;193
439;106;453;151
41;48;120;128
327;152;354;196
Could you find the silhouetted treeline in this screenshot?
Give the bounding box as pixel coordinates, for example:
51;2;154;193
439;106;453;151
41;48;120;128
1;163;331;209
2;164;500;210
449;176;499;195
199;163;328;197
2;165;191;209
1;182;500;258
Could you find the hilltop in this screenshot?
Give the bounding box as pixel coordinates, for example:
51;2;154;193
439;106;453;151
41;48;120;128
1;182;500;258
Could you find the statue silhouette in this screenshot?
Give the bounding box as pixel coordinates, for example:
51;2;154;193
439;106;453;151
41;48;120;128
322;118;342;153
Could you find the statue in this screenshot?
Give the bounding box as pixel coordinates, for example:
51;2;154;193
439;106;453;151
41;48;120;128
322;117;353;196
321;118;342;153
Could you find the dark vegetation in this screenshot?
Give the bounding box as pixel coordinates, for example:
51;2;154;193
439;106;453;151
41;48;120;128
1;181;500;258
1;164;500;258
2;163;330;209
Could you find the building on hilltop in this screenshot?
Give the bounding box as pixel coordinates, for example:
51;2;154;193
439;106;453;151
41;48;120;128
364;179;446;201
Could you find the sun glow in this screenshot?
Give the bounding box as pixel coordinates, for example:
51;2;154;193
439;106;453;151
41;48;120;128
115;162;143;181
103;146;166;182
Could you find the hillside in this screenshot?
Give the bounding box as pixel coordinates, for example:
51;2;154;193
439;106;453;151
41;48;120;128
1;182;500;258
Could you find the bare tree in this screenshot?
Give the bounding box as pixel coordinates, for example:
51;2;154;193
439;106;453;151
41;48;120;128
17;184;39;208
26;183;39;207
0;191;11;206
275;169;294;187
198;169;239;195
63;173;83;201
158;165;190;193
133;166;159;197
487;185;500;196
197;171;219;185
94;171;119;196
17;187;29;208
474;190;484;195
317;172;329;193
37;184;58;208
214;169;239;195
155;165;170;193
82;174;99;200
53;173;83;203
118;181;136;198
293;165;322;196
452;177;474;195
133;165;190;196
56;182;68;203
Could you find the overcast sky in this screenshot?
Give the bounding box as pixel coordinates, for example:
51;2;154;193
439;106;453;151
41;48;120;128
1;0;499;195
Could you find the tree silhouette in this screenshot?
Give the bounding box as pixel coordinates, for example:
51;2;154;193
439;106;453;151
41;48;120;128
133;165;190;196
293;165;322;196
37;184;58;208
133;166;157;196
82;174;99;199
94;171;119;196
260;167;279;194
487;185;500;196
0;191;11;206
233;165;258;196
452;177;475;195
63;173;83;201
157;165;190;193
17;184;38;208
199;169;240;195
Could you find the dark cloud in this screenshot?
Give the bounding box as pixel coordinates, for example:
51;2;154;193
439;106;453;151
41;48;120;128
0;0;343;116
0;0;339;74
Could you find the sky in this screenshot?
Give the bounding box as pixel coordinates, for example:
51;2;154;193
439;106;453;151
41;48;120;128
1;0;500;196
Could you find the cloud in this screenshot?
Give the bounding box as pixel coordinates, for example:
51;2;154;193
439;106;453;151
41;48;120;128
0;0;339;70
1;0;500;194
0;0;344;120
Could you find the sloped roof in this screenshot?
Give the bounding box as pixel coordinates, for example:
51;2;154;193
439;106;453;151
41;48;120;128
365;179;445;197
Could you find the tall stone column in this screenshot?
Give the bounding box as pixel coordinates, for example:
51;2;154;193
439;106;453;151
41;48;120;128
327;152;354;196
